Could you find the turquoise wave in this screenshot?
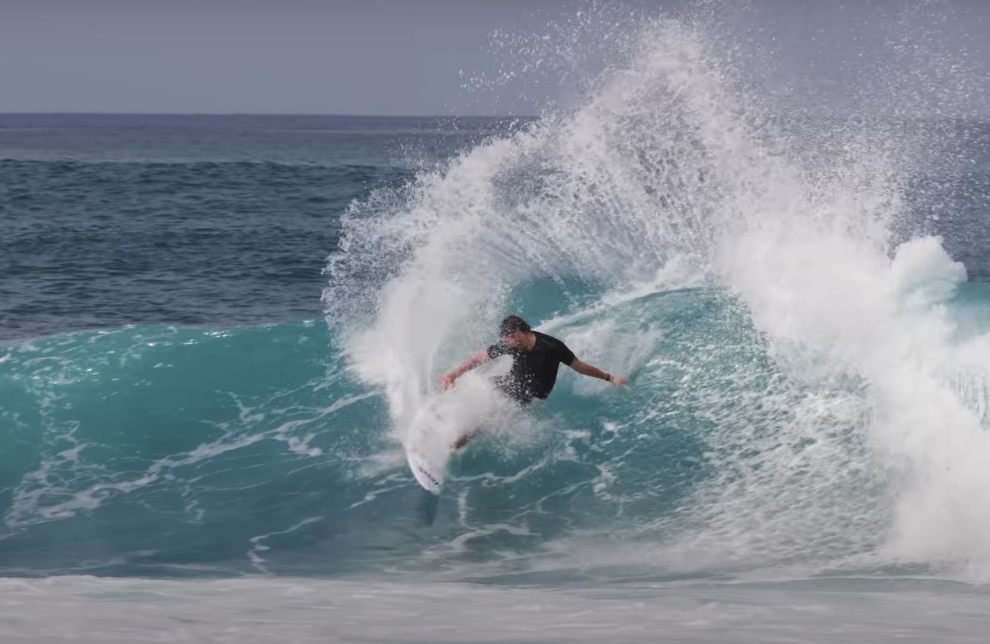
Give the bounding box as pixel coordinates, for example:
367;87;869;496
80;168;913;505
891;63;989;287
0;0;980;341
0;284;904;582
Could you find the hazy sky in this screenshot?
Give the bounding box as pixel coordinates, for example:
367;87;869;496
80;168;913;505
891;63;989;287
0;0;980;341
2;1;989;116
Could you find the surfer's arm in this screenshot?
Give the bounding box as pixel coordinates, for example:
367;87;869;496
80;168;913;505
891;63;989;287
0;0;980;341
569;359;628;386
440;350;491;388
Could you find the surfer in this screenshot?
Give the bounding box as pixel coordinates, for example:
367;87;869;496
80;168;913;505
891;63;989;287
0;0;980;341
439;315;628;449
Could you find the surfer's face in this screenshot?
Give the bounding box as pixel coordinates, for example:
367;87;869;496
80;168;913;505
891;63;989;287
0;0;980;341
501;331;525;347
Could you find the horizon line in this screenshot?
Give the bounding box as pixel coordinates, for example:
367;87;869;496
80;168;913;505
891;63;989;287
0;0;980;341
0;111;540;119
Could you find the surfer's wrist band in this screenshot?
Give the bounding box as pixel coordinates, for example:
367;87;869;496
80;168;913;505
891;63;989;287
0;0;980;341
605;372;612;382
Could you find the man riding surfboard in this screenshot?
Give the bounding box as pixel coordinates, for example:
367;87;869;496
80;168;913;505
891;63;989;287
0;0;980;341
440;315;628;448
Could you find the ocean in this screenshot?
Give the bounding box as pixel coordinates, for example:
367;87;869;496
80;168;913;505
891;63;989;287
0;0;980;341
5;8;990;644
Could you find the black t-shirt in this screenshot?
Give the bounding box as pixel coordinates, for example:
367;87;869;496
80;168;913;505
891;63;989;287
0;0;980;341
487;331;576;402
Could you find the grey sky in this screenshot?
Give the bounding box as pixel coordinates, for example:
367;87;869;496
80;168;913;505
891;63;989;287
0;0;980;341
2;1;989;116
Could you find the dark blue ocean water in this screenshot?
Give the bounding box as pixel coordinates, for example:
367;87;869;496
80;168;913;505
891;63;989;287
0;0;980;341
0;114;531;341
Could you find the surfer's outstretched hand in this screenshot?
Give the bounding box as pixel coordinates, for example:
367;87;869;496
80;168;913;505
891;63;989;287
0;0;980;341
438;373;457;390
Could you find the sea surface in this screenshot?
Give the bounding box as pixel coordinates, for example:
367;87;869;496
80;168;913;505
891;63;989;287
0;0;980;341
5;7;990;644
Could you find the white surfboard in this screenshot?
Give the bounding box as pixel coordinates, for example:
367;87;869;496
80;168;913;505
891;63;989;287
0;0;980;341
403;397;454;495
403;382;491;494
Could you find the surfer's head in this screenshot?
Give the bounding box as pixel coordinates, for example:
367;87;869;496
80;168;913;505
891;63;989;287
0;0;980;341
499;315;531;345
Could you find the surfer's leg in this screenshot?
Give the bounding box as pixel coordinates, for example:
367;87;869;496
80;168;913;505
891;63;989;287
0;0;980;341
492;375;532;407
452;429;481;450
454;399;534;452
453;377;534;451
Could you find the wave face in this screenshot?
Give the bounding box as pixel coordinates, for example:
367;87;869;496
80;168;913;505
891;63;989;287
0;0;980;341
0;295;884;580
0;322;375;577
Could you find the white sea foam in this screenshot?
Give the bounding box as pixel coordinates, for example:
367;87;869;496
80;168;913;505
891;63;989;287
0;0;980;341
325;0;990;581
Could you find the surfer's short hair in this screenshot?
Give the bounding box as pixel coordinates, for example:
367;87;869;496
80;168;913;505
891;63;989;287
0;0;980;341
499;315;531;337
